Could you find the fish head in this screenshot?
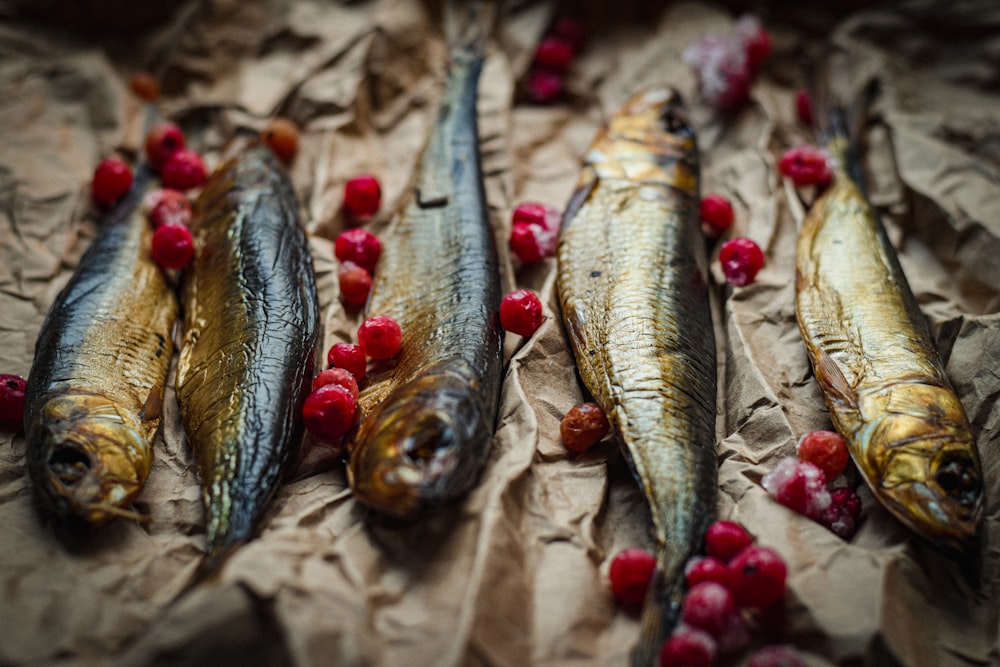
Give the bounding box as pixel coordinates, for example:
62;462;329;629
27;393;150;526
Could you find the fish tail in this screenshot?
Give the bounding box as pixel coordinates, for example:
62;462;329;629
631;555;687;667
443;0;499;59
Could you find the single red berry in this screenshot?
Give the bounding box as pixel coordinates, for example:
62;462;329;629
778;146;833;188
343;175;381;221
151;223;194;270
819;487;863;540
91;157;134;208
659;627;717;667
338;262;373;307
609;548;656;610
500;289;544;337
512;201;562;232
685;556;733;590
358;315;402;360
327;342;366;380
129;71;160;101
796;429;850;480
727;545;787;609
144;122;186;172
334;228;382;273
161;149;207;191
704;521;754;562
681;581;739;639
747;644;808;667
795;89;814;127
525;68;565;105
0;374;27;425
261;117;300;164
761;457;832;519
510;223;558;263
551;17;586;51
719;237;765;287
302;383;357;444
534;36;575;72
560;402;610;453
148;189;191;228
736;15;772;73
699;193;735;235
312;367;360;400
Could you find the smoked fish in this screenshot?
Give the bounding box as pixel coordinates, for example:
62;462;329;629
795;131;983;550
176;140;320;564
25;170;177;526
556;89;717;666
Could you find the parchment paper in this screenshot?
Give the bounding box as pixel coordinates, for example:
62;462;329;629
1;1;998;665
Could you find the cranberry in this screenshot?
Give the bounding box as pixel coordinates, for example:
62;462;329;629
151;224;194;270
685;557;733;589
560;402;610;453
778;146;833;188
343;175;381;221
795;89;814;127
358;315;402;360
510;223;557;263
148;189;191;228
500;289;544;337
91;157;134;209
525;68;565;105
302;383;357;443
338;262;373;307
327;342;366;380
312;367;359;400
704;520;753;562
609;548;656;610
512;201;561;232
161;149;207;191
144;122;185;172
819;487;863;540
761;457;832;520
534;36;575;72
699;193;735;236
681;581;739;638
659;627;717;667
551;17;586;51
747;644;808;667
334;228;382;273
683;34;752;111
719;237;765;287
0;374;27;426
736;15;771;73
129;71;160;101
796;429;849;480
727;546;787;609
261;117;300;164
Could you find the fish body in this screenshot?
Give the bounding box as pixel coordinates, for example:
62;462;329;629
346;43;503;519
795;136;983;550
176;142;319;560
25;170;177;526
556;89;717;665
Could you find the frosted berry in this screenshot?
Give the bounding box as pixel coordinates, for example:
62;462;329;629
525;68;564;105
261;117;300;163
327;342;366;380
312;367;359;400
727;545;787;609
343;175;381;221
736;15;771;73
779;146;832;188
704;520;753;562
144;122;185;172
720;237;765;287
302;383;357;443
683;34;752;110
796;429;849;480
560;402;610;453
129;71;160;101
534;36;575;72
338;262;372;307
500;289;543;337
659;626;717;667
161;149;206;191
151;224;194;270
0;374;27;425
147;189;191;228
819;487;863;540
510;223;556;263
609;548;656;610
795;89;814;127
334;228;382;273
681;581;740;639
512;201;562;232
358;315;402;360
747;644;808;667
699;193;735;236
91;157;134;208
685;556;733;591
762;456;832;519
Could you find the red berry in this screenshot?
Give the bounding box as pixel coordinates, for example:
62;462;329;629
685;557;733;590
512;201;561;232
778;146;833;188
500;289;544;337
161;149;207;191
334;228;382;273
338;262;373;307
510;223;558;263
327;342;366;380
261;117;299;164
91;157;134;208
796;429;850;480
704;521;753;562
727;545;787;609
151;223;194;270
302;383;357;444
358;315;402;360
343;175;381;220
560;402;610;453
659;627;716;667
534;36;575;72
719;237;765;287
0;374;27;425
551;17;586;51
147;189;191;228
681;581;739;639
312;367;359;400
819;487;863;540
795;89;814;127
683;34;752;111
525;68;565;105
609;548;656;610
699;194;735;235
144;122;185;172
129;71;160;101
747;644;808;667
761;457;832;519
736;15;771;73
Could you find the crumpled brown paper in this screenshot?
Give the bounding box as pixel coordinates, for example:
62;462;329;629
1;1;998;665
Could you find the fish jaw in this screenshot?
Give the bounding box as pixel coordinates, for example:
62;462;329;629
27;393;151;526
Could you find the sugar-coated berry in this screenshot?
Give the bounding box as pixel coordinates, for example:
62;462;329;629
659;626;717;667
762;456;832;519
261;117;300;164
609;548;656;610
327;342;366;380
151;224;194;270
129;71;160;101
551;17;586;51
683;33;752;111
0;374;27;425
510;223;557;263
796;429;850;480
736;15;771;73
512;201;562;232
719;237;765;287
534;36;575;72
560;402;610;453
334;228;382;273
699;193;735;235
681;581;739;639
338;262;373;307
525;68;565;105
795;89;814;127
358;315;402;360
148;189;191;228
500;289;544;337
144;122;185;172
312;367;359;400
747;644;808;667
778;146;833;188
727;545;787;609
343;175;381;220
302;383;357;443
685;556;732;589
704;520;754;563
819;487;863;540
161;149;207;191
91;157;134;208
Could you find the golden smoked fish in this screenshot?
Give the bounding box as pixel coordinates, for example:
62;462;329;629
176;140;319;565
556;89;717;666
346;29;503;519
795;132;983;550
25;170;177;526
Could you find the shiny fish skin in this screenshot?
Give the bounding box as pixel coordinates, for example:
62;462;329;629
25;170;177;526
556;89;717;666
176;142;320;562
346;45;503;520
795;137;983;551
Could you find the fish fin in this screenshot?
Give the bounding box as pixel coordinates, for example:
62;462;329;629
631;564;684;667
815;349;858;412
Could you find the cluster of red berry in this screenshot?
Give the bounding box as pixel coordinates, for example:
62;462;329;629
779;146;833;189
683;16;771;111
698;193;766;288
522;16;586;104
333;176;383;307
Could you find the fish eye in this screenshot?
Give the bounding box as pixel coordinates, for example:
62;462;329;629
659;105;691;136
935;456;981;507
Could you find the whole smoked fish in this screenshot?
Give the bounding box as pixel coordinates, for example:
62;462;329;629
556;89;717;666
25;170;177;526
176;141;320;565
